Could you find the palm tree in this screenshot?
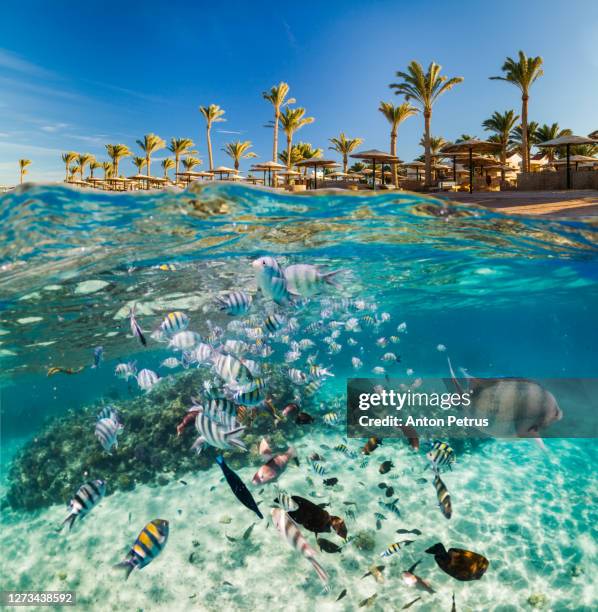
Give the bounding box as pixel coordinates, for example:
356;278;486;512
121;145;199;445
105;144;132;176
161;158;175;179
223;140;257;170
77;153;94;181
279;107;315;170
457;134;477;142
278;146;303;168
102;161;115;179
168;138;195;181
419;135;448;156
280;142;322;175
490;51;544;173
89;160;102;179
199;104;225;171
378;101;418;184
61;151;77;182
566;143;598;157
482;110;519;180
328;132;363;173
512;121;539;169
182;156;202;171
535;123;573;162
132;156;147;175
262;82;295;162
349;161;366;173
19;159;31;184
136;133;166;177
390;61;463;187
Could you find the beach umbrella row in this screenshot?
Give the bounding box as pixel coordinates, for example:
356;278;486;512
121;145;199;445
536;134;598;189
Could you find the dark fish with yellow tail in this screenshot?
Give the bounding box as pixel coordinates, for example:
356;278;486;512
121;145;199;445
379;460;393;474
433;473;452;519
362;437;381;455
114;519;169;580
425;542;489;581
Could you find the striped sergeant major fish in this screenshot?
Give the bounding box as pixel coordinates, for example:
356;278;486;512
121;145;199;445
426;440;456;472
433;474;452;519
212;352;253;385
216;291;253;316
193;398;239;428
334;443;356;458
191;412;246;454
168;331;201;351
274;488;299;512
311;461;326;476
380;541;405;558
59;479;106;531
232;381;265;406
114;519;169;580
251;256;294;305
136;368;160;392
283;264;342;297
95;417;123;454
97;405;120;424
159;311;189;335
379;498;401;518
115;361;137;380
309;365;334;379
223;339;250;356
129;303;146;346
270;509;329;588
264;313;285;334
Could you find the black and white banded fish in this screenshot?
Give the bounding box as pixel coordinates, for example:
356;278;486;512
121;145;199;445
433;474;452;519
129;304;146;346
304;320;325;335
233;381;265;406
264;313;286;334
311;461;326;476
328;342;342;355
160;357;181;369
359;456;369;468
195;397;239;427
288;368;308;385
275;489;299;512
309;365;333;379
380;542;404;558
303;379;321;397
95;417;123;454
223;339;250;356
191;412;246;454
216;291;253;316
379;498;401;518
59;479;106;531
97;405;120;424
334;443;356;458
426;441;456;472
114;519;169;580
283;264;342;297
168;331;201;351
188;343;213;365
323;412;339;425
159;311;189;335
115;361;137;380
212;353;253;385
251;257;294;305
136;368;160;392
361;315;376;327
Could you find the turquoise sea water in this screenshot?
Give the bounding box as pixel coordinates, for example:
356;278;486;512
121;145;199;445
1;183;597;611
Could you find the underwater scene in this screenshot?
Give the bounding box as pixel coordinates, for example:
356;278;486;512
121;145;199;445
1;183;597;611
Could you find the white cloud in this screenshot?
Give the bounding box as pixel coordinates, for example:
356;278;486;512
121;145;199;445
0;48;58;79
41;123;69;133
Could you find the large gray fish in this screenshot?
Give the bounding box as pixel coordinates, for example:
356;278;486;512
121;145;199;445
191;412;246;454
283;264;343;297
448;358;562;444
59;479;106;531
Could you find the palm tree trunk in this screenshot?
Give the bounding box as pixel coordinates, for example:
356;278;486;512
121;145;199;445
65;164;69;182
206;125;213;171
343;153;348;174
146;155;151;177
273;108;280;162
286;134;293;170
424;110;432;187
521;94;529;173
390;130;398;186
114;158;119;176
20;170;23;184
500;145;506;182
234;158;239;171
175;153;180;182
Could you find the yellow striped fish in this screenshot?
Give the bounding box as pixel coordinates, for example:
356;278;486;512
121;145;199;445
160;311;189;335
433;474;452;519
114;519;169;580
380;541;403;558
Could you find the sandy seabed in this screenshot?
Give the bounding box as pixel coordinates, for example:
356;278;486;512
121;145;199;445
1;431;596;612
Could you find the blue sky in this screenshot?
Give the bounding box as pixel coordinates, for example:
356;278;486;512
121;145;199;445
1;0;597;184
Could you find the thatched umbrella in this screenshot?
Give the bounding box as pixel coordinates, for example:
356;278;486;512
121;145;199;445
350;149;400;190
553;155;598;171
404;161;426;182
211;166;238;181
251;161;285;187
536;134;598;189
440;140;501;193
295;159;338;189
588;130;598;140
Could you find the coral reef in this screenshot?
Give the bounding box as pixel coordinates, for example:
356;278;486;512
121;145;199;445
4;368;306;511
